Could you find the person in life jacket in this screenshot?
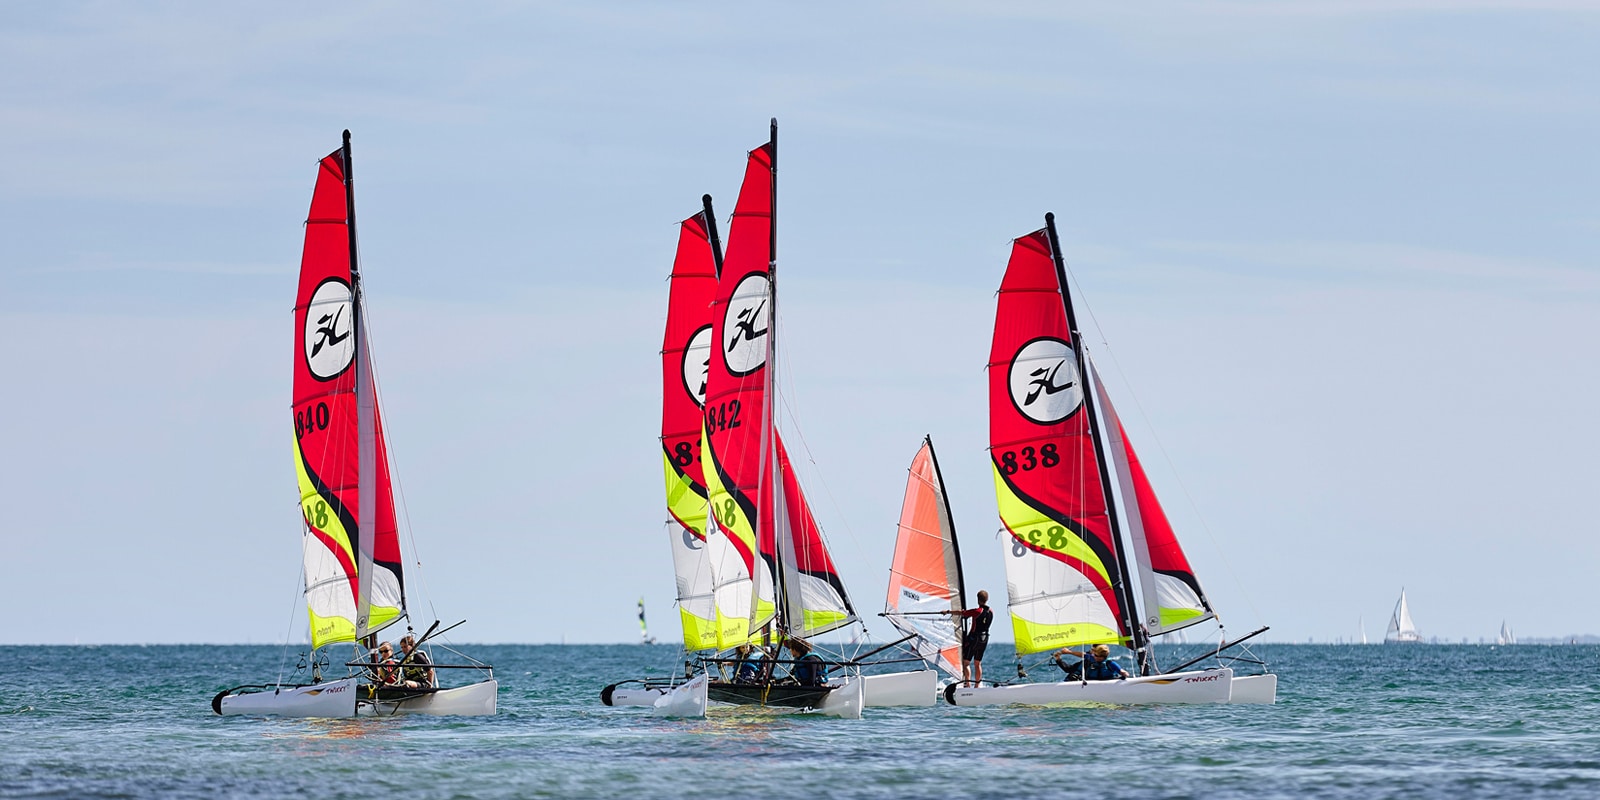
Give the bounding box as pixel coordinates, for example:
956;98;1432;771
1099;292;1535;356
940;589;994;686
369;642;398;685
397;634;436;689
732;643;770;684
785;638;828;687
1053;643;1129;681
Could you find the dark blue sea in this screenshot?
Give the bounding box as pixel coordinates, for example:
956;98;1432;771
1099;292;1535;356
3;644;1596;799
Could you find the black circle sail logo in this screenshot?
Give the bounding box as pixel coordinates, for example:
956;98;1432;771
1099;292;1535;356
681;324;713;407
1008;337;1083;425
304;278;355;381
721;273;770;377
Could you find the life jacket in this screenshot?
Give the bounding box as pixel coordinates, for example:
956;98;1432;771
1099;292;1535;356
1083;657;1122;681
374;658;397;684
795;653;828;686
401;651;433;686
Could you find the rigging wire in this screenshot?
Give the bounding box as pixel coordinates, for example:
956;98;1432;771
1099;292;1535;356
358;280;441;629
279;516;309;687
768;303;878;657
1055;250;1266;627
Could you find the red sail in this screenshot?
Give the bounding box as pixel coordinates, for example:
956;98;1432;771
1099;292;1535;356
1099;383;1212;628
987;229;1127;637
292;150;403;623
703;142;776;582
660;211;718;537
774;435;851;604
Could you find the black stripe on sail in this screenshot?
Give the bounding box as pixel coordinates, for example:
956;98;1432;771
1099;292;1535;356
295;429;404;597
993;460;1123;599
661;442;709;500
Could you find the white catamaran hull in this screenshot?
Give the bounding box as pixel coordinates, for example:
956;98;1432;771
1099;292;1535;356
861;670;938;707
621;670;934;710
609;686;670;707
217;677;361;717
650;674;866;719
218;677;498;717
1228;673;1277;704
946;667;1234;706
358;680;499;716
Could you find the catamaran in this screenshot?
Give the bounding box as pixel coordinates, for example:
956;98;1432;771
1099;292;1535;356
946;215;1275;707
604;121;934;717
1386;588;1423;643
212;132;497;717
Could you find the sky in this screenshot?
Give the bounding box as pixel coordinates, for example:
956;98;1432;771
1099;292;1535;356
2;2;1597;647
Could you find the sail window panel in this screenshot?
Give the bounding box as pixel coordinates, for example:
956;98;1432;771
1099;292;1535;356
302;539;357;648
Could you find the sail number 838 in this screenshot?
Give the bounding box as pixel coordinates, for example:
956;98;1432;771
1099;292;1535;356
1013;525;1070;556
997;444;1059;475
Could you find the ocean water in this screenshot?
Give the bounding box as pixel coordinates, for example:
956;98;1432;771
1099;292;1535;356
3;643;1597;799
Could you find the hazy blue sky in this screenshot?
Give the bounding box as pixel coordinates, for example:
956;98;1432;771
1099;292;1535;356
3;2;1596;646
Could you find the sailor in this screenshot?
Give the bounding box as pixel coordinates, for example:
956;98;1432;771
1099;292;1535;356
370;642;398;685
732;644;767;684
397;634;436;689
785;638;828;687
1053;643;1129;681
940;590;994;686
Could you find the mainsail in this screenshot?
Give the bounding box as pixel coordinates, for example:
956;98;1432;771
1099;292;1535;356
660;208;721;651
1498;620;1515;646
884;437;967;677
701;124;855;647
988;226;1138;655
1386;588;1421;643
292;138;404;649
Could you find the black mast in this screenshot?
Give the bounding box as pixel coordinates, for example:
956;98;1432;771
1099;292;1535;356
764;118;790;640
923;433;970;649
701;193;724;277
923;434;967;611
1043;212;1150;674
342;130;360;284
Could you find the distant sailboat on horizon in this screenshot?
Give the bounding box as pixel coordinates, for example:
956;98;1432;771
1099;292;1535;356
1385;589;1422;644
637;598;656;645
1497;620;1516;646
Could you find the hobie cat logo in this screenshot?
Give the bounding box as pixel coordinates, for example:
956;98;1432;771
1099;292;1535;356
722;273;770;376
1008;337;1082;425
682;324;713;407
305;278;355;381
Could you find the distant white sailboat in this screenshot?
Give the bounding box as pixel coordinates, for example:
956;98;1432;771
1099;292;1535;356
1359;615;1368;645
1384;589;1422;644
1497;620;1515;646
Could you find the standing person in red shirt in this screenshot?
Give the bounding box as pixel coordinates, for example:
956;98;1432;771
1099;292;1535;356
941;590;994;686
